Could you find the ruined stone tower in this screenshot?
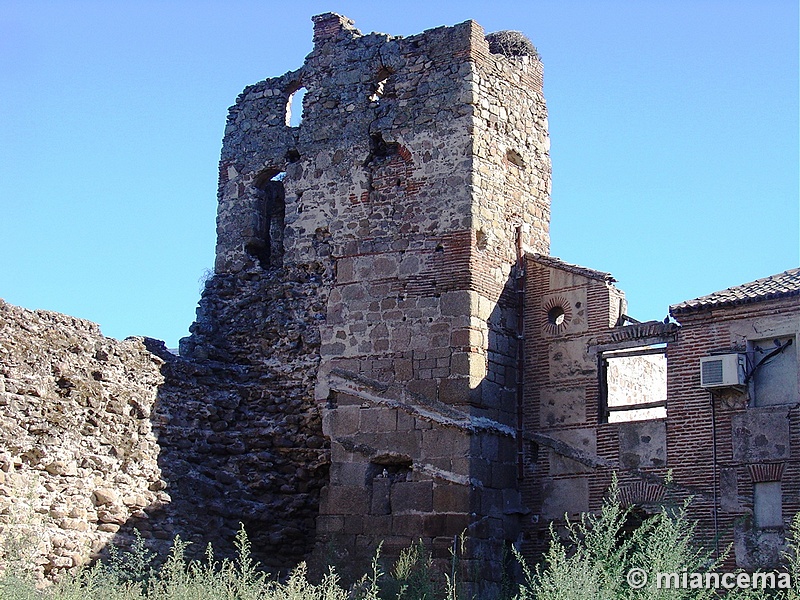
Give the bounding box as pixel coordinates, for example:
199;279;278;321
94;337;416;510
184;12;550;591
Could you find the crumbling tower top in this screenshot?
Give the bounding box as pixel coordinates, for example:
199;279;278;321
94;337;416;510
214;13;550;275
311;12;360;43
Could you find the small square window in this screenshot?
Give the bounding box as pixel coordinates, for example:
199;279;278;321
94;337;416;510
600;346;667;423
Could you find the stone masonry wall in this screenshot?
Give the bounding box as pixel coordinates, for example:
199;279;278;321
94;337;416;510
606;353;666;422
163;265;330;571
204;13;551;594
521;256;626;557
0;300;166;578
1;12;795;589
0;268;331;577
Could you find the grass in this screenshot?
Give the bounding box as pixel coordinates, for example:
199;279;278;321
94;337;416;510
2;482;800;599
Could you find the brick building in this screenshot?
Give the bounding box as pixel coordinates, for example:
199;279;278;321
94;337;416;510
522;264;800;570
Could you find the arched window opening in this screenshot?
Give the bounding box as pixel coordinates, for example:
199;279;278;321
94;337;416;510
285;83;307;127
620;505;650;539
367;132;399;161
246;171;286;269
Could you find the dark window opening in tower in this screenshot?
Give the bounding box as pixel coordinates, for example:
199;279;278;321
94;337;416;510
368;132;399;159
246;172;286;269
506;149;525;168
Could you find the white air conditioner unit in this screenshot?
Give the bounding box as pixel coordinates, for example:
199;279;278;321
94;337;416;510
699;354;746;388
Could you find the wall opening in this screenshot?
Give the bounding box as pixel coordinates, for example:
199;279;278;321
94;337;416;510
620;505;650;538
245;171;286;269
368;132;398;160
286;84;307;127
369;67;393;103
542;296;571;335
476;229;489;251
547;306;565;327
367;455;412;483
506;149;525;168
599;346;667;423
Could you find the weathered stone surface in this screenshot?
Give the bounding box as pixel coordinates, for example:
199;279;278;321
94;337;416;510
539;386;586;427
0;300;164;579
540;477;589;520
732;408;791;463
617;419;667;469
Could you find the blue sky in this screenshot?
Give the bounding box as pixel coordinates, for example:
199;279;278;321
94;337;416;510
1;1;797;348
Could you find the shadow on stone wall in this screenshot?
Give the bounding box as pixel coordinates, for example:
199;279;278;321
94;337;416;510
105;267;330;574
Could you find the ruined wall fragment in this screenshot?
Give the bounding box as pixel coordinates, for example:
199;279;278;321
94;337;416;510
0;300;165;578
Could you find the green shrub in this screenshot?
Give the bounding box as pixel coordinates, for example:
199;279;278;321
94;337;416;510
515;476;720;600
2;496;799;599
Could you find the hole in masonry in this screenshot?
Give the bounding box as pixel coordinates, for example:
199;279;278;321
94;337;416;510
547;306;566;326
368;454;412;483
476;229;488;251
286;84;307;127
506;149;525;168
368;132;398;159
369;67;393;103
246;170;286;269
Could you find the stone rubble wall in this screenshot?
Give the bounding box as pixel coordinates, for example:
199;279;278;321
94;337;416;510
0;271;331;578
165;265;330;571
606;353;667;421
0;299;166;578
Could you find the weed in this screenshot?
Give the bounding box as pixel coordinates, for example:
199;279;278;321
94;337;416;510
390;540;435;600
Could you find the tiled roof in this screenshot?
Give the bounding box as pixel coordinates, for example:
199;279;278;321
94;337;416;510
670;268;800;315
527;254;616;283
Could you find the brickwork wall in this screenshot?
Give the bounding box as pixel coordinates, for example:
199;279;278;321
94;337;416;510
522;256;800;570
521;257;627;557
668;298;800;568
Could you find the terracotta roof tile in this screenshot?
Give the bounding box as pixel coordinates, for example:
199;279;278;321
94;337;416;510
670;267;800;315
